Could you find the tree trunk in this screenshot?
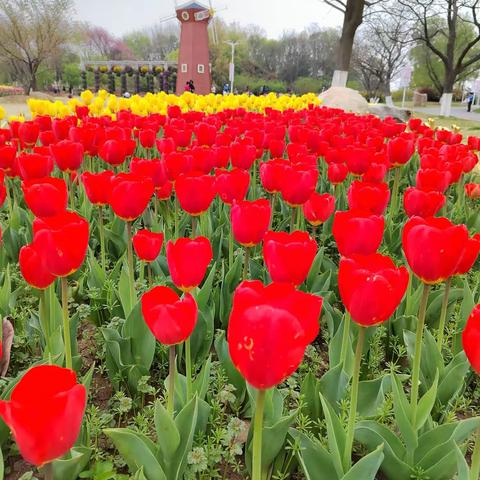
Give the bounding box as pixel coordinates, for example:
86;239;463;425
440;71;456;117
30;74;37;93
332;0;366;87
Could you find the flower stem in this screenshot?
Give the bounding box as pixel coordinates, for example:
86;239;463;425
191;215;198;238
290;207;296;233
174;196;179;238
243;247;250;280
42;462;54;480
410;283;431;424
436;277;452;352
390;167;401;218
98;206;106;274
470;427;480;480
39;289;52;363
269;193;276;229
228;223;234;269
343;326;366;470
126;221;136;308
185;338;192;401
147;264;153;286
339;311;351;367
61;277;72;370
251;160;257;199
252;389;266;480
168;345;176;416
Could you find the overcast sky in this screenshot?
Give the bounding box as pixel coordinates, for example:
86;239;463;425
74;0;343;38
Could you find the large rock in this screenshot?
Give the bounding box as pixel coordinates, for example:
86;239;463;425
319;86;369;113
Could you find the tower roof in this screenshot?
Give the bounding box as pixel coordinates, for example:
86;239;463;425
176;1;208;10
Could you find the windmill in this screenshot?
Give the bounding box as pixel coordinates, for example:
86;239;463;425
159;0;222;95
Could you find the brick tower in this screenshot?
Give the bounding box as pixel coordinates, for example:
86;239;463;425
175;1;212;95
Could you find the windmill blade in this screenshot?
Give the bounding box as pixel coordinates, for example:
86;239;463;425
159;13;177;23
208;0;218;44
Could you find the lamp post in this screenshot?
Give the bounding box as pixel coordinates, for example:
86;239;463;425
225;40;239;93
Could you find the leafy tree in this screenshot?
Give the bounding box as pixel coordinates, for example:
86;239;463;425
0;0;74;92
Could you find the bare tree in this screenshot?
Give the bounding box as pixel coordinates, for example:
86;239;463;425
0;0;73;93
323;0;384;86
397;0;480;115
82;25;134;60
353;10;411;102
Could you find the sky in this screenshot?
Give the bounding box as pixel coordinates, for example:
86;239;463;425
73;0;344;38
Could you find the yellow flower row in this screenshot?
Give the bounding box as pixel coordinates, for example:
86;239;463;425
20;90;320;120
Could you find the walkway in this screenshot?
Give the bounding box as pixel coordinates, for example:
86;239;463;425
413;105;480;121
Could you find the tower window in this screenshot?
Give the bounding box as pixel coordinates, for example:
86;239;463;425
197;64;205;74
181;64;187;73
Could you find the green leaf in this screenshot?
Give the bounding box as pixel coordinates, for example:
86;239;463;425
300;373;321;422
0;265;11;317
415;371;438;430
289;429;338;480
320;394;346;478
122;301;155;372
172;396;199;480
357;375;391;418
117;264;133;317
192;356;212;400
214;332;246;402
319;363;350;409
437;351;470;406
340;445;384;480
196;263;216;310
104;428;166;480
53;447;91;480
154;400;180;472
455;444;469;480
306;247;325;291
454;279;475;354
0;446;3;480
391;373;417;451
355;420;410;480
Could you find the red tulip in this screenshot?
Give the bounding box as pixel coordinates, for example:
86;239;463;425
22;177;68;217
403;187;445;218
50;140;84;172
39;130;56;147
333;210;385;256
259;158;288;194
130;157;168;189
33;211;89;277
363;163;388;183
454;233;480;275
227;280;322;389
19;242;57;289
344;147;372;176
166;236;213;292
18;122;40;147
402;216;469;284
175;173;216;216
387;136;415;166
99;139;129;166
53;118;73;141
279;165;318;206
155;180;173;200
268;138;286;158
465;183;480;199
347;181;390;215
214;168;250;205
231;142;256;170
139;129;156;149
141;286;197;345
194;122;217;146
81;170;114;205
416;168;451;193
462;305;480;373
339;253;409;326
17;153;53;180
109;173;154;221
302;192;335;226
231;199;271;247
164;151;192;181
0;145;17;173
133;229;164;262
0;365;86;466
327;163;348;185
263;231;317;286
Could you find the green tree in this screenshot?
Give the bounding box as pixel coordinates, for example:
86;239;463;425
0;0;74;92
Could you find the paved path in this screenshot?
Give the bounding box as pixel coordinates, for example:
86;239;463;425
413;105;480;121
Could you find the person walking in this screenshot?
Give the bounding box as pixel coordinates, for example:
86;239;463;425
467;91;474;112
